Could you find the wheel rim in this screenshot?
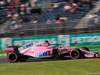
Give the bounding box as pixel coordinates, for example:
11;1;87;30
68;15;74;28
71;50;79;59
9;54;17;61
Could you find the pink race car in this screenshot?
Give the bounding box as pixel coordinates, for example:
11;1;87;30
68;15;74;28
5;41;100;62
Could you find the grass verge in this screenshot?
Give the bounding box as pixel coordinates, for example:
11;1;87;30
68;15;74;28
0;50;6;53
0;59;100;75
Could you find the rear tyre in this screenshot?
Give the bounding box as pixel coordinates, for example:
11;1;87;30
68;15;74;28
70;49;83;59
7;52;19;62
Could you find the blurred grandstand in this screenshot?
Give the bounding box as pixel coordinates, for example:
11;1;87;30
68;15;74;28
0;0;100;37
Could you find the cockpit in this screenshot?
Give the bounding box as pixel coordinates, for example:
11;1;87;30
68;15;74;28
54;44;67;49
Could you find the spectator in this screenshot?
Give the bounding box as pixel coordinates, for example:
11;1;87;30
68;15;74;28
54;14;61;23
30;16;39;23
53;1;59;9
17;19;23;24
93;13;100;24
59;15;68;22
14;24;19;29
13;13;19;19
69;3;78;12
63;2;69;8
11;13;15;19
63;2;71;11
88;12;100;24
15;0;22;6
14;22;22;29
6;10;12;18
63;2;79;12
20;4;26;15
10;19;17;25
22;16;30;22
25;1;31;14
56;19;61;23
46;18;53;24
0;0;4;6
17;16;23;24
10;2;16;13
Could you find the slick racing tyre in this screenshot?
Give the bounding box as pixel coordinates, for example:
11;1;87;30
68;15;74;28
94;53;100;58
80;47;90;51
70;49;83;59
7;52;19;62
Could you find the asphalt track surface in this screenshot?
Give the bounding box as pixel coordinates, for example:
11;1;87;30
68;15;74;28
0;57;51;63
0;57;100;64
0;57;9;63
0;57;69;63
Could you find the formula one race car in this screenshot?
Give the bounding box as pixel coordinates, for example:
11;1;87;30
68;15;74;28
5;41;100;62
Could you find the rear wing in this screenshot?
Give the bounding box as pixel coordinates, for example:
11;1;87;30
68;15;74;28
5;46;18;54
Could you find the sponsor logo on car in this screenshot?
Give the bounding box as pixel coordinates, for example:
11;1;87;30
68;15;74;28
35;51;50;57
85;54;92;57
23;43;33;49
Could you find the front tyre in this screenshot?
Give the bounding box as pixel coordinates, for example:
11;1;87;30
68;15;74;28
94;53;100;58
7;52;19;62
70;49;83;59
